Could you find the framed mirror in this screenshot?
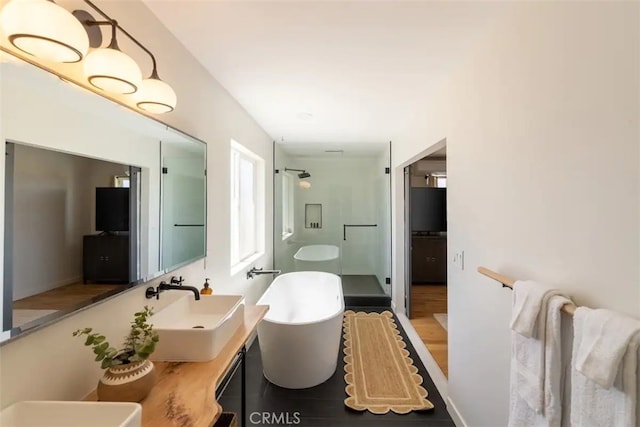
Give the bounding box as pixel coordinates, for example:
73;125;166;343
0;54;206;344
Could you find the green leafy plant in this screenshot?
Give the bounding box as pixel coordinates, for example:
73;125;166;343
73;306;159;369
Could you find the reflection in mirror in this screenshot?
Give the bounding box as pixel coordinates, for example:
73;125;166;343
160;139;207;271
4;143;142;333
273;142;392;305
0;54;205;345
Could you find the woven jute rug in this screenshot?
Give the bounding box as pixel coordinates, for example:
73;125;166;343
343;310;434;414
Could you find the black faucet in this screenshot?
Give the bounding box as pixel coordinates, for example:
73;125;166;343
170;275;184;285
145;280;200;300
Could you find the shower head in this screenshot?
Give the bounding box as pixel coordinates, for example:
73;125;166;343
284;168;311;179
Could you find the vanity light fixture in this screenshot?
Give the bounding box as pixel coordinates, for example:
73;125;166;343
1;0;178;112
0;0;90;63
136;74;177;113
83;20;142;94
78;0;176;110
133;43;177;113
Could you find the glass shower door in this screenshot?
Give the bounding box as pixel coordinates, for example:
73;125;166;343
339;143;391;299
273;141;392;304
340;224;386;296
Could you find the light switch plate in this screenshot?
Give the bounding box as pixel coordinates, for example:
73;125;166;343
453;250;464;271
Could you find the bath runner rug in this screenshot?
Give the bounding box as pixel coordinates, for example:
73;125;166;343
343;310;434;414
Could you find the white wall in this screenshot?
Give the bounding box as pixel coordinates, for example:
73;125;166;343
12;144;128;300
392;2;639;425
0;0;273;408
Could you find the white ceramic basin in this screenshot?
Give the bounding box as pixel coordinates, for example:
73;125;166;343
151;294;244;362
0;401;141;427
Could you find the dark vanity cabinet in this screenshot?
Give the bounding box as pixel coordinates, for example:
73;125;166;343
411;235;447;284
83;234;129;283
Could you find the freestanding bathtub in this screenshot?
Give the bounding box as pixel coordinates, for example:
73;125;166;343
293;244;340;274
257;271;344;389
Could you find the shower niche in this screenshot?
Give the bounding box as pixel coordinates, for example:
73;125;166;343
305;204;322;229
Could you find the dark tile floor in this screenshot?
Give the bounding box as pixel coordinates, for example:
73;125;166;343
341;275;386;296
218;307;454;427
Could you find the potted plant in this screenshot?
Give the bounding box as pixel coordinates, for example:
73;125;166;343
73;306;159;402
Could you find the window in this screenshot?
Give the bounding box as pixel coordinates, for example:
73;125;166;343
230;140;265;271
282;172;294;240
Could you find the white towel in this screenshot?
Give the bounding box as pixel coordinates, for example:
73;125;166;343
509;294;572;427
571;307;640;427
575;308;640;388
511;280;557;338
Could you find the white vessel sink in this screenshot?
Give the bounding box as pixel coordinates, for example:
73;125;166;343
0;401;141;427
151;294;244;362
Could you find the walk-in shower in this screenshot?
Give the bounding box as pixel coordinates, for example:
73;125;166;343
273;142;392;306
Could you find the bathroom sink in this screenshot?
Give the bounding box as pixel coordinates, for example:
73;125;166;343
0;401;141;427
151;294;244;361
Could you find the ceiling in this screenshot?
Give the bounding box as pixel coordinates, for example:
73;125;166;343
281;141;388;158
143;1;508;151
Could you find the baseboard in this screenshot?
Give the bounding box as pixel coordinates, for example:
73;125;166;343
395;313;448;399
447;396;468;427
55;275;83;288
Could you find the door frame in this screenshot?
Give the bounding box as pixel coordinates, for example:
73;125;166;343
401;138;447;317
404;165;412;317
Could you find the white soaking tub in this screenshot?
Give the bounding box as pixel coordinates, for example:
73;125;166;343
293;244;340;274
257;271;344;389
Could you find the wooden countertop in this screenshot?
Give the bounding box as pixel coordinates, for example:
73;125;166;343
85;304;269;427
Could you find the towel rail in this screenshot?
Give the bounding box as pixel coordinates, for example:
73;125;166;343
477;266;577;315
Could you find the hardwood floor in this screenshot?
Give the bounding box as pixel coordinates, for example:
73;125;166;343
409;285;448;377
13;283;124;311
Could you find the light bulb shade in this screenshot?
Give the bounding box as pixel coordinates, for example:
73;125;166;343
136;77;177;113
84;47;142;94
1;0;89;63
299;180;311;189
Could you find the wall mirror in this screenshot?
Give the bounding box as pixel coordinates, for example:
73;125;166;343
0;54;206;344
160;139;207;271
